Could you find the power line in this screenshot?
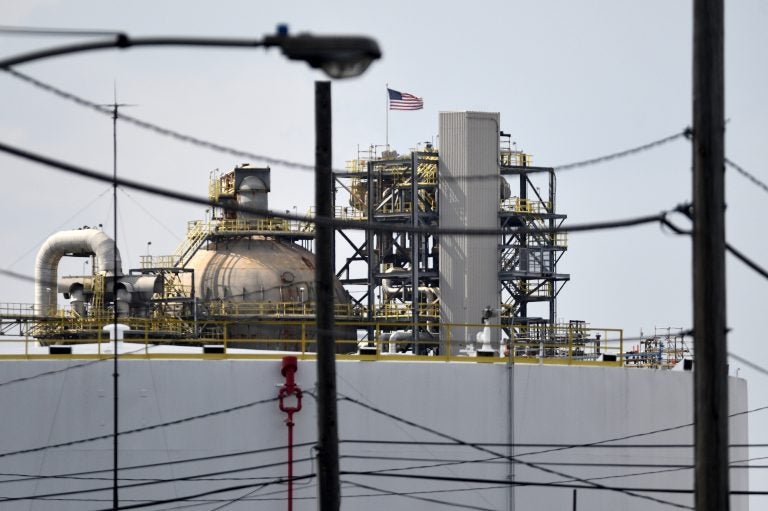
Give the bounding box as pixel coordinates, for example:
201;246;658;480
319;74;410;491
0;457;315;503
92;474;316;511
0;442;314;484
0;396;278;460
0;136;680;239
342;470;695;495
341;453;768;470
0;25;123;37
340;438;768;451
5;69;691;181
1;185;111;270
341;470;768;497
726;157;768;194
4;68;321;173
662;210;768;281
725;241;768;280
342;479;496;511
335;394;693;510
729;352;768;378
119;188;182;241
553;129;691;171
0;345;153;389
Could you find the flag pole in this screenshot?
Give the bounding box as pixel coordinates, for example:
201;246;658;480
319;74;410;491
385;83;389;150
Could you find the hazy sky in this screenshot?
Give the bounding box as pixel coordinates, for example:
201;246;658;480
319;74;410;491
1;0;767;497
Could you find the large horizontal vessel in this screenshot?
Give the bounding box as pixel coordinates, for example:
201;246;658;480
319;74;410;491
0;111;748;510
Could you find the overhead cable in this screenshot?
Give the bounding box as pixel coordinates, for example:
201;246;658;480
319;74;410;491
0;25;122;37
662;209;768;281
0;137;674;238
0;396;278;460
334;394;692;510
341;470;768;496
729;352;768;378
0;442;313;484
0;345;153;389
0;457;314;503
341;479;495;511
4;68;321;173
553;129;691;171
340;438;768;450
5;69;690;179
725;157;768;194
90;474;316;511
1;185;111;270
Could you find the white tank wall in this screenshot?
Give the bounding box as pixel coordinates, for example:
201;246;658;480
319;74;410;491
438;112;501;351
0;359;748;510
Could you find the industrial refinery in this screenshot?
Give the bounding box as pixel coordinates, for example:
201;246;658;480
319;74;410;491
6;111;666;364
0;111;749;510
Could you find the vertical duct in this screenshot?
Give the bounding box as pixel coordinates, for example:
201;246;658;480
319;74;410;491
438;112;501;353
234;166;270;222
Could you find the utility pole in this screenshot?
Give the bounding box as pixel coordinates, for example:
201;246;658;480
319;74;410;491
692;1;728;510
315;80;341;510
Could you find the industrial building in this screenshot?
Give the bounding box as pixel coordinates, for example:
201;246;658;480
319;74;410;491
0;111;748;510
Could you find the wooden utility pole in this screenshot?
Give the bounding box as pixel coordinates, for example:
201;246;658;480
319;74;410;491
315;80;341;510
692;0;728;510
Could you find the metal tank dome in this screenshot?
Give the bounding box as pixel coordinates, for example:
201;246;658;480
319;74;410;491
191;239;319;304
175;164;355;351
186;236;351;350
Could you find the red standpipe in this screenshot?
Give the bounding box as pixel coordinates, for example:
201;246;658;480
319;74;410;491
279;356;302;511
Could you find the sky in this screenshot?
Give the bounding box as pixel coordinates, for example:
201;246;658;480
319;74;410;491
1;0;767;499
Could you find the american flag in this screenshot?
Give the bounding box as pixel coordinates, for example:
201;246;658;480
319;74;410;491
388;88;423;110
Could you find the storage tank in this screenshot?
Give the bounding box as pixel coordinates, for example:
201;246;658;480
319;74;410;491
187;238;354;352
182;165;355;351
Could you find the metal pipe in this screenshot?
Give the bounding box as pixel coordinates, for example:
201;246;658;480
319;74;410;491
34;228;123;315
279;356;302;511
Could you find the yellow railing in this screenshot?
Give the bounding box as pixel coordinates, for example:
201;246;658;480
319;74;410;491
378;201;412;214
334;206;366;221
500;150;533;167
0;320;625;366
202;301;359;318
512;281;553;298
500;197;551;214
376;302;439;318
345;159;367;173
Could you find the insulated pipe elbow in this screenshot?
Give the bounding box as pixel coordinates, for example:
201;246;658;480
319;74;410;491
34;229;123;315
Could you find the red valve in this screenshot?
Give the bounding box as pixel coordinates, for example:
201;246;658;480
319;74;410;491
279;356;302;417
279;356;302;511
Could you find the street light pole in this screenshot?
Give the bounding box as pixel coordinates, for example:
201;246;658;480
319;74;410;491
314;80;340;510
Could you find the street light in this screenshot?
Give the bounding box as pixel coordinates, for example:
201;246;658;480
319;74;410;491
265;28;380;78
0;26;382;79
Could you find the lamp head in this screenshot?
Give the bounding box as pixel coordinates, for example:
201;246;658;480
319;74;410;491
266;29;381;79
